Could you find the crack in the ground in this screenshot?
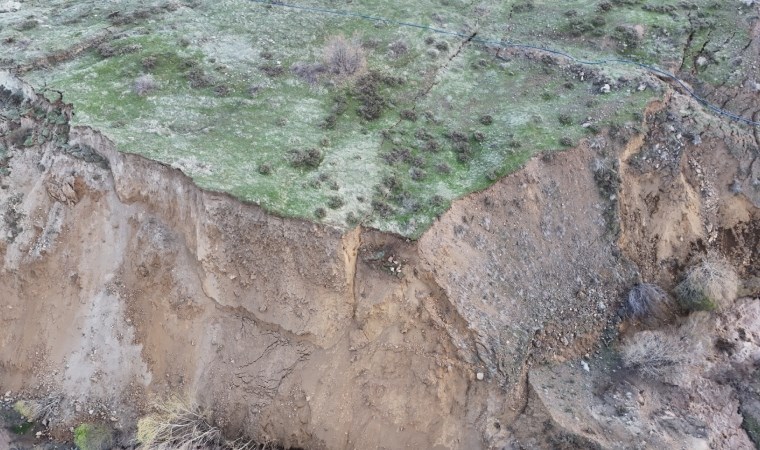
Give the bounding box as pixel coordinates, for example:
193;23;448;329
679;16;697;74
379;30;479;148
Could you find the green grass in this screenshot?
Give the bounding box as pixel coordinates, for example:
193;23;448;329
2;0;750;237
73;423;112;450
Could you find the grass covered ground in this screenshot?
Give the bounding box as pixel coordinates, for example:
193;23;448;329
1;0;754;236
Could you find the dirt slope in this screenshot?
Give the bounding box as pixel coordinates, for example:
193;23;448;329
1;69;759;449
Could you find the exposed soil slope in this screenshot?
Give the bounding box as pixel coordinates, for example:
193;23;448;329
1;66;759;449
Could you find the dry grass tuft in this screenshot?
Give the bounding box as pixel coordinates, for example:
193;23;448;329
625;283;679;325
13;396;60;422
137;397;269;450
621;330;692;380
133;74;159;96
675;256;738;312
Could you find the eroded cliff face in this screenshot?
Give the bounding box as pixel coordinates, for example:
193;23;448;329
0;74;491;449
1;72;759;449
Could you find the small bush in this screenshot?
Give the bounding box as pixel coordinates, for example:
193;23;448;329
257;163;272;175
133;74;158;96
137;398;259;450
214;84;231;97
387;39;408;58
291;61;326;85
382;147;411;165
13;397;59;423
507;140;522;149
323;35;367;82
327;195;344;209
613;25;642;53
424;139;440;152
371;199;393;217
400;109;417;121
621;330;691;379
512;1;535;13
354;73;385;121
96;43;116;58
259;64;285;78
479;114;493;125
141;56;158;71
410;167;427;181
187;67;212;88
434;40;450;52
410;156;425;168
16;19;39;31
314;207;327;218
558;113;573;125
74;424;113;450
625;283;678;325
248;84;264;97
435;162;451;174
675;257;738;312
289;148;323;169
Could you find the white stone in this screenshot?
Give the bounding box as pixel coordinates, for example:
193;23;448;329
476;372;484;381
600;84;611;93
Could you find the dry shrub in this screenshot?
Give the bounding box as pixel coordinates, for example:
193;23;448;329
133;74;158;96
625;283;678;326
13;396;60;422
323;35;367;82
675;256;738;312
137;398;267;450
621;330;692;380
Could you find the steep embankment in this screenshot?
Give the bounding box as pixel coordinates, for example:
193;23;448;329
1;69;759;449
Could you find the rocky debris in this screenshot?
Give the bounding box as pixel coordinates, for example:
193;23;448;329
517;299;760;449
45;176;78;205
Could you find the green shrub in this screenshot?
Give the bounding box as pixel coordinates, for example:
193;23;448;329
73;423;113;450
327;195;344;209
289;148;323;169
257;163;272;175
558;113;573;125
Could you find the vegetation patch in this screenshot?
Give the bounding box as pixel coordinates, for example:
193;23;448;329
73;423;113;450
137;397;263;449
6;0;747;237
625;283;678;326
675;256;738;312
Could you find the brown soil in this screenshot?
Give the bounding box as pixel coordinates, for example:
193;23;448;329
1;68;760;449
